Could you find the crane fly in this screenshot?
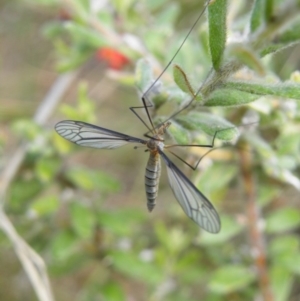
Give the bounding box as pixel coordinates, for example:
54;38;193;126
55;117;220;233
55;0;221;233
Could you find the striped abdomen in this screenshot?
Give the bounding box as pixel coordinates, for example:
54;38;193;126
145;152;161;212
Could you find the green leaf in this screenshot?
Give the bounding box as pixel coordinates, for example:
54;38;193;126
50;251;87;276
111;251;163;285
70;202;95;238
135;58;169;108
250;0;265;32
173;64;195;95
269;235;299;256
175;250;208;283
246;134;300;188
271;266;293;301
260;43;290;57
77;83;97;115
205;88;260;106
176;112;239;140
227;44;265;75
31;195;59;216
51;230;78;260
113;0;137;16
209;265;255;294
163;86;189;107
265;0;274;22
257;184;280;207
154;221;189;254
275;21;300;44
155;2;179;25
288;254;300;275
101;282;125;301
260;22;300;57
35;157;61;183
9;178;43;207
68;0;90;20
135;59;155;94
208;0;227;70
53;129;73;154
97;209;145;236
60;82;96;122
265;207;300;233
197;162;238;196
224;81;300;100
63;22;106;48
167;120;191;144
276;132;300;157
11;119;41;140
66;167;120;193
269;235;300;274
56;48;90;72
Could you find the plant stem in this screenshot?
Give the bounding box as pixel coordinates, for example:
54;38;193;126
238;143;274;301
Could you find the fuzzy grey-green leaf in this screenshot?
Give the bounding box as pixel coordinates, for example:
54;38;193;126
224;81;300;100
276;21;300;44
227;44;265;75
135;59;154;93
173;64;195;95
205;88;260;106
250;0;265;32
209;265;255;294
208;0;227;70
168;120;191;145
63;22;106;48
176;112;238;141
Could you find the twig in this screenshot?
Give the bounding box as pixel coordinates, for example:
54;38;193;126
0;71;78;301
238;142;274;301
0;210;54;301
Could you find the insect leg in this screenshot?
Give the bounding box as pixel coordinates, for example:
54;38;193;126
129;96;156;133
165;126;233;170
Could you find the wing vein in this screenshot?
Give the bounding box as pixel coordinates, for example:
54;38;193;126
55;120;146;149
159;149;220;233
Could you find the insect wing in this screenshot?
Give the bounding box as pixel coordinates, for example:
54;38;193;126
55;120;146;149
159;150;221;233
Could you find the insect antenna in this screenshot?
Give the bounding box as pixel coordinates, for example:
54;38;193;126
129;0;212;136
142;0;211;100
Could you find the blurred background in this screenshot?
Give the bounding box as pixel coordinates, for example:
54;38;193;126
0;0;300;300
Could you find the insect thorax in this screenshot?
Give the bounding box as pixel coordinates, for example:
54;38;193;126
147;136;164;152
146;122;171;152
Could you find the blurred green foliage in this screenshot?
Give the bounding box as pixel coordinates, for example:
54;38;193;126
1;0;300;301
